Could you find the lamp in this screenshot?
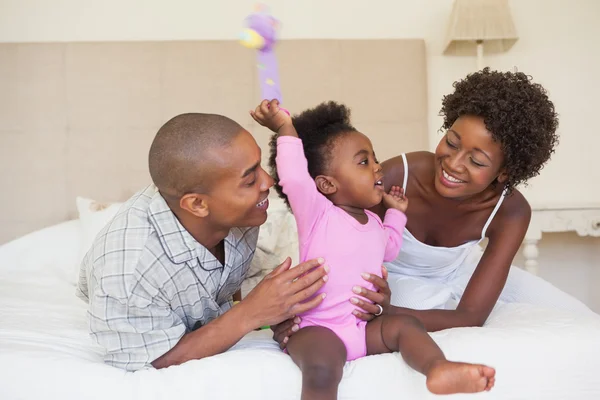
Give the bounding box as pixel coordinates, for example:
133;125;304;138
443;0;518;70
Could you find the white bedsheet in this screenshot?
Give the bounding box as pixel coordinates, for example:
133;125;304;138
1;221;600;400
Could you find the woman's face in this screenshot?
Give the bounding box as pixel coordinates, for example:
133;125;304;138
434;115;506;199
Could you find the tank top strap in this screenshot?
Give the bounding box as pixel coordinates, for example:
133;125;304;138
480;187;509;240
401;153;409;193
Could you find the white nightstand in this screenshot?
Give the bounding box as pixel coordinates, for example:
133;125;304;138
523;204;600;275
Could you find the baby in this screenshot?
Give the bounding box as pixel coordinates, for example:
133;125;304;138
252;99;495;400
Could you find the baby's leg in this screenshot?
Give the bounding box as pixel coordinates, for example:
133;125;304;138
366;315;496;395
286;326;347;400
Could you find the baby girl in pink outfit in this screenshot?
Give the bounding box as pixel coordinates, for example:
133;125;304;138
252;99;495;400
275;132;406;361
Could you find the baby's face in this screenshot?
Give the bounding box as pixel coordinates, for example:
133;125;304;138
328;131;385;209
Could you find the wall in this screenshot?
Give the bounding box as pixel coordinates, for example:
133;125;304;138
1;0;598;311
0;39;429;242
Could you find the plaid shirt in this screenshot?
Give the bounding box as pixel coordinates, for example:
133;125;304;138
76;185;258;371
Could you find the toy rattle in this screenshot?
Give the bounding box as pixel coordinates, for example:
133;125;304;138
239;4;289;115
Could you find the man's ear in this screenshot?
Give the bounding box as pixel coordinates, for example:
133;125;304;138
180;193;210;218
315;175;337;195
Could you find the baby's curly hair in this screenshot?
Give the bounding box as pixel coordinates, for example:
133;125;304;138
440;67;559;193
268;101;356;208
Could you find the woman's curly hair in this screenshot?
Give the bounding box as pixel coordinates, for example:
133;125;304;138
268;101;356;208
440;67;559;193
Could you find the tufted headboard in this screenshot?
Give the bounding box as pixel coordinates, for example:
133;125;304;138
0;39;428;243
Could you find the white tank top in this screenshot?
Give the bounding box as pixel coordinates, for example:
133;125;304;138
385;153;507;279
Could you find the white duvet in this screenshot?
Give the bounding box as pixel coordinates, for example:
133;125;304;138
1;220;600;400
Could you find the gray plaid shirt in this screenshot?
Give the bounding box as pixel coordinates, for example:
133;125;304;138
76;185;258;371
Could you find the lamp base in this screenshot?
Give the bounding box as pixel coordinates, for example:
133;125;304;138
476;40;484;70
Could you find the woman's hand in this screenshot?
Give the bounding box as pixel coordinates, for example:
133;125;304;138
350;265;392;321
272;266;392;347
270;315;302;349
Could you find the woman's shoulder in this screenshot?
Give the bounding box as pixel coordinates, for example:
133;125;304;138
500;189;531;219
382;151;434;168
381;151;434;187
488;188;532;238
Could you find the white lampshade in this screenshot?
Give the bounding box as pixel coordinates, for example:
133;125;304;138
443;0;518;57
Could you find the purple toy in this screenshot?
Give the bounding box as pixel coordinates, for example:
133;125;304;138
239;4;289;114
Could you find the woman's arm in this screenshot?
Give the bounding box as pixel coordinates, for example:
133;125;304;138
355;194;531;331
449;194;531;327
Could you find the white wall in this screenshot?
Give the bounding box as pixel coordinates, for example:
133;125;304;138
1;0;598;311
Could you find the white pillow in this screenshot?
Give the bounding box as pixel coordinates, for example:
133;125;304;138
242;195;300;297
0;219;81;284
74;197;124;284
255;194;289;253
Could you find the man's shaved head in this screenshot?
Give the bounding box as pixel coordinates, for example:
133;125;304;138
148;113;243;197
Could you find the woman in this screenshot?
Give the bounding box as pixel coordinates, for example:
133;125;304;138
273;68;594;342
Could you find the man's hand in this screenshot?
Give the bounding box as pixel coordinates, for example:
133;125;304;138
272;265;392;349
250;99;293;134
152;257;328;369
240;257;329;330
382;186;408;213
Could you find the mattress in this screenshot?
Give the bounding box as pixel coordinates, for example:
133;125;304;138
1;220;599;400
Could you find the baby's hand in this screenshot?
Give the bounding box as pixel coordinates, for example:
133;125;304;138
250;99;292;133
382;186;408;213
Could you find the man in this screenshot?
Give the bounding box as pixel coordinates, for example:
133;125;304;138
77;113;328;371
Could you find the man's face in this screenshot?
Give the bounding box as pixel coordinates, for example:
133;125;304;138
204;130;274;229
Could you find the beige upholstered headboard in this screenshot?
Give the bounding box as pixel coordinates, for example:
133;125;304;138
0;39;428;243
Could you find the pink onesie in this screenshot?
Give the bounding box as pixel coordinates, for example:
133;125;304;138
276;136;406;361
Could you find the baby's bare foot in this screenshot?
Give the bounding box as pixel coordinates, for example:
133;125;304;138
426;360;496;395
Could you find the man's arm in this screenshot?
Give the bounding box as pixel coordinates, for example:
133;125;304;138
90;278;252;371
153;257;329;368
152;299;253;368
89;239;327;371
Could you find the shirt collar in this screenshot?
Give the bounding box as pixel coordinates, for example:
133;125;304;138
146;186;204;264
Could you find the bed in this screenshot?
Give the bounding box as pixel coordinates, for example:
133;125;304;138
1;39;600;399
1;196;600;400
